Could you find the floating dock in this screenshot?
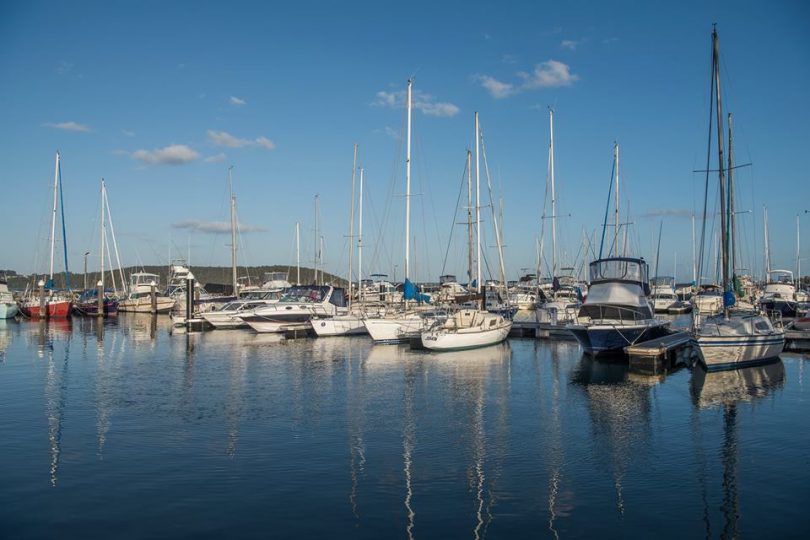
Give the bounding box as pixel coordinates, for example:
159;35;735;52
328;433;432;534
785;329;810;352
624;331;696;374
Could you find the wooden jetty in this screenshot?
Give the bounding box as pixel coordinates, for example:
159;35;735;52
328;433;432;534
510;320;539;338
624;331;696;374
785;329;810;352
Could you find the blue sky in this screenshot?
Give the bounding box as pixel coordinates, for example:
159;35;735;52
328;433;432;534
1;0;808;284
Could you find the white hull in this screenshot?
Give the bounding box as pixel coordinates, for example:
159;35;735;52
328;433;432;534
693;296;723;315
364;315;427;343
311;315;367;336
200;312;249;329
696;333;784;370
421;321;511;351
652;297;678;312
535;301;578;325
0;302;19;319
243;319;310;333
118;297;175;313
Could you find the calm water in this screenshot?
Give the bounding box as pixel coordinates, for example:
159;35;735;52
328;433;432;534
1;316;808;539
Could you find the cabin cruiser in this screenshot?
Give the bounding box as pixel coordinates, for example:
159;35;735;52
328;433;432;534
239;285;346;333
535;273;582;326
118;272;175;313
508;273;539;310
650;276;678;313
759;269;799;318
166;263;235;314
691;284;724;315
567;257;670;356
0;276;19;319
200;289;284;329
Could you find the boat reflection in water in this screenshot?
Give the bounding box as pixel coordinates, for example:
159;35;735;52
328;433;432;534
690;360;785;540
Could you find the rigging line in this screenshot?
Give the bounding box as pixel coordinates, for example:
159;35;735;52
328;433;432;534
697;32;716;288
440;155;469;276
598;150;616;260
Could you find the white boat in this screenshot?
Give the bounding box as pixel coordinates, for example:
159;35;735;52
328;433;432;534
692;27;784;371
0;276;19;319
691;284;723;315
568;257;670;356
650;276;678;312
364;308;446;343
311;313;367;336
200;290;282;329
420;309;511;351
759;269;799;318
535;274;582;326
118;272;175;313
239;285;346;333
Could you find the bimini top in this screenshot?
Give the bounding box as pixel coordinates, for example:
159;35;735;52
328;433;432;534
589;257;649;287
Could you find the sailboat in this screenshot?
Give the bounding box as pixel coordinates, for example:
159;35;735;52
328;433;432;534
567;144;670;356
19;152;73;318
419;112;512;351
692;27;784;371
364;80;437;343
535;108;582;328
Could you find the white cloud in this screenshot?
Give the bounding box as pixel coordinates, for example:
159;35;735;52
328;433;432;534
255;136;275;150
371;88;460;117
229;96;246;106
561;40;579;51
131;144;199;165
476;59;578;98
207;130;275;150
172;220;266;234
519;60;579;88
122;129;135;137
204;153;227;163
476;75;516;99
46;121;90;132
208;130;251;148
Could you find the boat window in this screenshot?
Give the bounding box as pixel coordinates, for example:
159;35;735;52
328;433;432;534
754;320;772;333
280;286;325;303
329;288;347;308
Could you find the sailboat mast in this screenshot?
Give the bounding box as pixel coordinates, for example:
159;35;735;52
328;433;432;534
467;150;473;285
614;143;620;254
711;27;729;315
348;144;357;305
296;222;301;286
229;166;237;296
549;108;557;277
728;113;737;282
100;179;106;292
358;168;364;303
764;206;770;277
49;151;60;282
692;213;697;285
315;194;320;285
475;111;481;292
405;79;412;283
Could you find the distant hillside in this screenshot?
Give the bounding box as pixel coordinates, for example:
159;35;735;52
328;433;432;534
5;265;347;292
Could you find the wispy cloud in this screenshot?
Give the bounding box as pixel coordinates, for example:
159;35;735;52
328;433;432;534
131;144;200;165
45;121;90;132
561;39;579;51
371;88;460;117
373;126;401;140
207;130;275;150
477;59;578;99
172;220;266;234
122;129;136;137
641;208;693;219
56;61;74;75
229;96;246;106
204;153;227;163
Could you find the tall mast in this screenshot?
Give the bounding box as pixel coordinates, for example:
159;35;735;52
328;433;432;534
764;206;770;277
358;168;364;303
348;144;357;305
549;108;557;276
728;112;737;282
314;194;320;285
712;27;729;316
100;179;106;291
691;213;697;285
797;214;801;287
466;150;473;285
296;222;301;286
229;166;237;296
405;79;413;283
49;151;60;282
614;143;620;254
475;111;481;292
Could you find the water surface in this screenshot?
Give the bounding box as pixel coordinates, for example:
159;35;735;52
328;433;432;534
0;316;808;538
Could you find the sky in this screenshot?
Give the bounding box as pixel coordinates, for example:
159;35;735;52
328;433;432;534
1;0;808;285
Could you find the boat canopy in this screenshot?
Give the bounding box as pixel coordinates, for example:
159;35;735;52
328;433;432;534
589;257;649;286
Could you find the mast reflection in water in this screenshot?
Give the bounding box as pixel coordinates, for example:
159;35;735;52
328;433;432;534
0;318;807;538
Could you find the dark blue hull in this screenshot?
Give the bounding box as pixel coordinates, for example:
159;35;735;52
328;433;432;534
568;322;671;357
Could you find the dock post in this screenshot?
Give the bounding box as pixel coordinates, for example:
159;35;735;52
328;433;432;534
38;280;46;319
150;280;157;314
97;280;104;317
185;277;194;327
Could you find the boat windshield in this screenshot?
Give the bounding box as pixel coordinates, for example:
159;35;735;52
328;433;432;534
589;258;647;284
279;286;328;303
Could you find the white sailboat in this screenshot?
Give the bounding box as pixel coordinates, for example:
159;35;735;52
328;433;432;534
420;112;511;351
693;26;784;371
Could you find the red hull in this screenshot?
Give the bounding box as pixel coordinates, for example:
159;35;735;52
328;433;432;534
20;300;73;319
